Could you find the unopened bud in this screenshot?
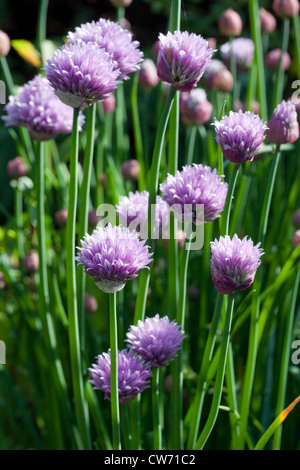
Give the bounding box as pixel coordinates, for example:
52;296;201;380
292;229;300;249
84;293;98;314
259;8;277;33
103;93;116;114
88;208;100;227
218;8;243;37
7;156;27;179
272;0;300;18
138;59;159;91
54;208;68;228
266;48;291;70
0;30;10;57
121;159;140;181
292;208;300;227
24;252;39;275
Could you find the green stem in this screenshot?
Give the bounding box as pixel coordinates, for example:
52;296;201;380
272;268;300;449
37;0;49;59
109;292;121;450
222;165;240;236
187;293;224;449
273;18;290;109
152;367;162;450
77;103;96;346
66;108;91;450
249;0;268;121
194;295;235;450
130;71;145;191
170;0;181;31
237;147;281;449
15;186;24;264
172;235;192;449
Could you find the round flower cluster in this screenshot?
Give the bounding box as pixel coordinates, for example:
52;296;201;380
2;75;85;140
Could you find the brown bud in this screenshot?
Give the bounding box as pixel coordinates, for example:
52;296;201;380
259;8;277;33
121;159;140;181
84;293;98;314
292;208;300;227
272;0;300;18
88;208;100;227
54;208;68;228
7;156;27;179
218;9;243;37
23;252;39;275
292;229;300;249
266;48;291;71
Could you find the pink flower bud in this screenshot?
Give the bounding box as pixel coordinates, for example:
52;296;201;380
180;89;212;126
138;59;159;91
292;208;300;227
0;30;10;57
88;208;100;227
292;229;300;249
102;93;116;114
266;48;291;70
121;159;140;181
272;0;300;18
84;293;98;314
54;208;68;228
24;252;39;275
7;156;27;179
259;8;277;33
109;0;132;7
211;68;234;93
218;8;243;37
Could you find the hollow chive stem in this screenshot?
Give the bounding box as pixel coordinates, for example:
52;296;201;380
222;164;240;236
66;107;91;450
152;367;162;450
187;293;224;449
273;18;290;110
237;146;281;449
77;103;96;346
109;292;121;450
194;295;235;450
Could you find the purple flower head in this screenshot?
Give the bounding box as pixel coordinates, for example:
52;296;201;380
116;190;169;239
214;110;267;164
156;30;216;92
89;349;152;403
160;164;228;225
220;38;254;72
2;75;85;141
75;223;153;293
210;234;263;295
67;18;143;80
266;100;299;145
126;314;185;368
45;41;120;110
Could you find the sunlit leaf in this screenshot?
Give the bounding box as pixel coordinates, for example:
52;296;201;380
11;39;41;67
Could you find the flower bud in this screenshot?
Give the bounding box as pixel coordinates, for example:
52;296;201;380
259;8;277;33
54;208;68;228
109;0;132;7
0;271;6;290
292;229;300;249
180;89;212;126
292;208;300;227
266;48;291;70
211;68;233;93
7;156;27;179
99;172;107;187
84;293;98;314
23;252;39;275
0;30;10;57
207;37;217;50
88;208;100;227
218;8;243;37
272;0;300;18
121;159;140;181
102;93;116;114
138;59;159;91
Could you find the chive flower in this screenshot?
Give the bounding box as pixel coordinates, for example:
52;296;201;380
75;223;153;293
67;18;143;80
156;30;215;92
45;41;120;110
220;38;255;72
266;100;299;145
214;110;267;164
89;349;152;403
116;190;169;238
210;234;263;295
2;75;85;140
126;314;185;368
160;164;228;224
